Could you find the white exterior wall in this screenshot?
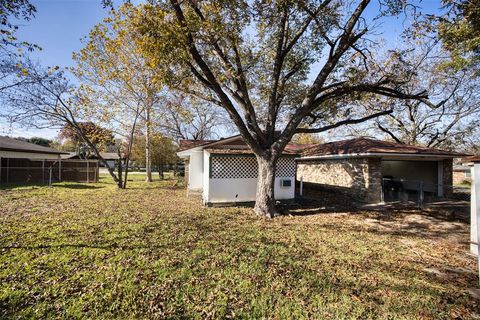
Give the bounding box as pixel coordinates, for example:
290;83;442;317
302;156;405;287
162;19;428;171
203;150;210;203
203;154;295;204
0;151;61;160
206;177;295;203
471;164;480;256
188;150;204;191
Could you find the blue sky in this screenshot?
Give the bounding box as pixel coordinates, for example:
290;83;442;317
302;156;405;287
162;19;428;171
1;0;113;138
1;0;443;140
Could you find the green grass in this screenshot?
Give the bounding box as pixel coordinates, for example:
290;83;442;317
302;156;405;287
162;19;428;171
0;175;478;319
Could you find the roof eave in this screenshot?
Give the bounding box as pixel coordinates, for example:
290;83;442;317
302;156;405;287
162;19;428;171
298;152;465;160
0;147;68;155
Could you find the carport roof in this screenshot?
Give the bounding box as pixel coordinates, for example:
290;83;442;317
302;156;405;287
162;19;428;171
302;138;468;158
0;136;67;155
464;156;480;163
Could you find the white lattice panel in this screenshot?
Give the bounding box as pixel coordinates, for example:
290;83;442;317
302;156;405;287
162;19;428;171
276;157;296;177
210;156;295;179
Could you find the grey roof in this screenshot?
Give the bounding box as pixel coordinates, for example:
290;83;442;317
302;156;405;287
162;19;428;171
60;152;122;160
99;152;122;160
60;152;78;159
0;136;67;155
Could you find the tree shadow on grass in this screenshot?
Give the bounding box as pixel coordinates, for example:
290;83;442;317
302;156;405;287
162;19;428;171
0;242;169;251
53;184;105;190
280;197;471;243
0;182;106;191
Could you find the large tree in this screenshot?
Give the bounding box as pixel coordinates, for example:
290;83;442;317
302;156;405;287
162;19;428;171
131;133;178;179
58;122;115;157
0;62;126;188
126;0;430;217
73;4;168;183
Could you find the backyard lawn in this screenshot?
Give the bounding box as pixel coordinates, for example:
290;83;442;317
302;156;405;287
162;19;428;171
0;175;478;319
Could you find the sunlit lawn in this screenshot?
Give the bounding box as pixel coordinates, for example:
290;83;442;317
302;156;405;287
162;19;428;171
0;174;478;319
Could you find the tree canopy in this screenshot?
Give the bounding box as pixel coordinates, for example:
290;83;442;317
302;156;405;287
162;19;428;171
59;122;115;156
437;0;480;72
1;0;37;51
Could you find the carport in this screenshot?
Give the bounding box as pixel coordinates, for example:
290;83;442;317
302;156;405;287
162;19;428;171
381;157;446;198
297;138;467;204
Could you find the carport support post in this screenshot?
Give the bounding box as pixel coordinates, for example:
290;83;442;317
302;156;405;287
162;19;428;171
299;176;303;197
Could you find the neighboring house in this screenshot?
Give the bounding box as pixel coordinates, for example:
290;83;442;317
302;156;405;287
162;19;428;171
0;136;65;160
297;138;467;203
62;152;123;168
453;164;472;185
177;135;306;206
0;136;70;184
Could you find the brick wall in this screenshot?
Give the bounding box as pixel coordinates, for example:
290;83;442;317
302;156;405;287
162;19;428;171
297;157;382;203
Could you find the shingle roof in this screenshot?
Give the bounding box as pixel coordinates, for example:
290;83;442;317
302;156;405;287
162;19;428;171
0;136;66;155
465;156;480;162
302;138;467;157
61;152;123;160
178;139;216;151
284;143;316;154
179;135;312;155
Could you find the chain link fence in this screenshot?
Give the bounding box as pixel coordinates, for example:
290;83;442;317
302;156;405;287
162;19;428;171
0;158;99;186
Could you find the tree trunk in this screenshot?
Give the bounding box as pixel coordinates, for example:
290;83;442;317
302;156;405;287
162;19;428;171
117;156;123;189
254;155;278;218
159;163;164;180
145;107;153;182
123;109;141;189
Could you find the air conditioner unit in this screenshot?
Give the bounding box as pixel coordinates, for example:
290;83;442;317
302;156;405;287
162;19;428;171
280;179;292;187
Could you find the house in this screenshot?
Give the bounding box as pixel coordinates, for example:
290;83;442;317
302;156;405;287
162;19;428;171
177;135;305;206
466;156;480;256
296;138;467;204
0;136;65;160
0;136;67;184
62;152;123;168
0;136;99;184
453;163;472;185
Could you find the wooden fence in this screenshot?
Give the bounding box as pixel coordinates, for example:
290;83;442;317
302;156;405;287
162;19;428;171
0;158;99;185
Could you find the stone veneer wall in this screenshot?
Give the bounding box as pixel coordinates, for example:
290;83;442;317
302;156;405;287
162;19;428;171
453;171;471;185
296;157;382;203
442;159;453;197
184;159;190;186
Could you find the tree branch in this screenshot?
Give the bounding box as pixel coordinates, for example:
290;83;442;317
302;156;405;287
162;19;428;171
295;109;393;133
